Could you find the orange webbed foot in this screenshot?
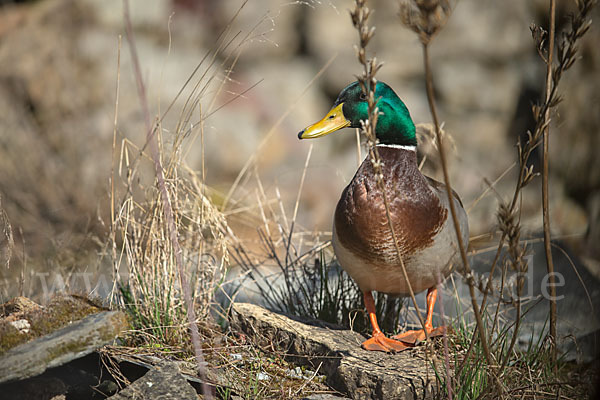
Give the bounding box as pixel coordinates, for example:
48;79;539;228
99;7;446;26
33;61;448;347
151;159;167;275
362;331;412;352
392;325;447;345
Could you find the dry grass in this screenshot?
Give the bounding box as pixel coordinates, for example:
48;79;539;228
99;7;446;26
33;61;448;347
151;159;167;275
106;2;335;398
112;155;230;345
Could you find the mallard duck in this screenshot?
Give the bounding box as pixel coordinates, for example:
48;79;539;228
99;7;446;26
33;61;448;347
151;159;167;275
298;81;469;352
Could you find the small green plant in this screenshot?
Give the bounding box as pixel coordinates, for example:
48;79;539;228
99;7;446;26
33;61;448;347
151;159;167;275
442;319;488;400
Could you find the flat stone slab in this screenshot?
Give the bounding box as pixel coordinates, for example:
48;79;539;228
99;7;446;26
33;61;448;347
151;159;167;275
108;362;198;400
0;310;128;383
231;303;443;400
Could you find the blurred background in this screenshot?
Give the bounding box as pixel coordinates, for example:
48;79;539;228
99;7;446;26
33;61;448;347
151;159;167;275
0;0;598;317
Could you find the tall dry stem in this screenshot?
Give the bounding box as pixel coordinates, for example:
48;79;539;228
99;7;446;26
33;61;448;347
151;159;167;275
522;0;594;369
109;35;122;304
351;0;430;341
452;0;595;389
541;0;557;368
122;1;212;397
399;0;496;373
534;0;595;368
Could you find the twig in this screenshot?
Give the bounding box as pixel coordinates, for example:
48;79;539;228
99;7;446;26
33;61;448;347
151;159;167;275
122;2;213;398
516;0;595;370
466;162;516;215
541;0;557;366
110;35;122;305
351;0;430;341
400;0;496;371
422;40;494;364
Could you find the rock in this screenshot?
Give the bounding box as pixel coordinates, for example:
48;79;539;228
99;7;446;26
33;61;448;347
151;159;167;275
107;362;199;400
0;351;122;400
302;395;351;400
231;302;442;400
1;295;109;356
9;319;30;334
0;296;41;316
0;310;128;383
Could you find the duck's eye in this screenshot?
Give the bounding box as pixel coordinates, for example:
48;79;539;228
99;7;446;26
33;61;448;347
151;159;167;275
328;114;335;119
359;92;367;101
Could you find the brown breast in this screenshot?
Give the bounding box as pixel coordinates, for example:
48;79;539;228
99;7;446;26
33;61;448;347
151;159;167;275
334;147;447;265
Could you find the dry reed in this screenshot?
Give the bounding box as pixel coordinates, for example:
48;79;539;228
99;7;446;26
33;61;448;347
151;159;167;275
397;0;596;398
351;0;431;342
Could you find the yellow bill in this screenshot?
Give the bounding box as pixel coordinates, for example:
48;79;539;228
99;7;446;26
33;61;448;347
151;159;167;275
298;103;350;139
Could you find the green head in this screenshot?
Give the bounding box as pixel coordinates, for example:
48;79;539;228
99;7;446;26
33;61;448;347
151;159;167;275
298;81;417;146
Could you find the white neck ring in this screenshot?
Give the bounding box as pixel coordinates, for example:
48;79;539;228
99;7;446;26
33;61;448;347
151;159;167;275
376;144;417;151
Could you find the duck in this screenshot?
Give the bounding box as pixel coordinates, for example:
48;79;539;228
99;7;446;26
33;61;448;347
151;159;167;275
298;81;469;352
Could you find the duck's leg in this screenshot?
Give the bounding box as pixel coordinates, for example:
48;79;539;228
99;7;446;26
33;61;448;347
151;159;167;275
361;291;410;352
392;287;446;345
